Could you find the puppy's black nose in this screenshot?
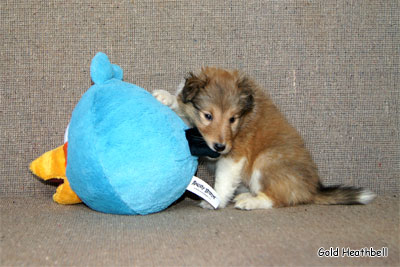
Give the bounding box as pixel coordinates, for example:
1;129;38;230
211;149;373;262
213;143;226;152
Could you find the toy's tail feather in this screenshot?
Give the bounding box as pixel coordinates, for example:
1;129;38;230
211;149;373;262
30;145;82;205
30;145;66;180
53;180;82;205
314;184;376;205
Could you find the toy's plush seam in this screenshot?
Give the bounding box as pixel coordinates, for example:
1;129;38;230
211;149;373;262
92;82;137;215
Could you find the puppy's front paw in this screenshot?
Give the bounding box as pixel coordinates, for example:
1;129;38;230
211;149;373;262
152;90;174;107
199;200;215;210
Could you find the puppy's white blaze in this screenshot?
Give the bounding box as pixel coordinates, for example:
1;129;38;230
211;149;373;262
213;157;245;208
249;169;262;194
358;190;377;204
234;193;273;210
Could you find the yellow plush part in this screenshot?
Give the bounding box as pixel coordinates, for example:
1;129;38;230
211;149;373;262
53;179;81;204
30;145;82;204
30;145;67;180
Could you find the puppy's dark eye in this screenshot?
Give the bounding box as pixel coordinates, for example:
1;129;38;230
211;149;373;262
229;117;236;123
204;113;213;121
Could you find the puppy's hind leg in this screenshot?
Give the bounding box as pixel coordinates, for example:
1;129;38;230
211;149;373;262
234;192;274;210
234;169;274;210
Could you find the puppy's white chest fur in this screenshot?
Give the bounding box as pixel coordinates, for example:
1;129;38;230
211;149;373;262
216;157;245;179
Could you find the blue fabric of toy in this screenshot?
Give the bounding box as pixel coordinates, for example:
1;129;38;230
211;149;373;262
66;52;198;215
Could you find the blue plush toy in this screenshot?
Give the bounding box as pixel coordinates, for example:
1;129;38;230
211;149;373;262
65;52;198;215
30;52;220;215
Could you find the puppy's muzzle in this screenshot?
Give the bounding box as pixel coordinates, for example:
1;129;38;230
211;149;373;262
213;143;226;152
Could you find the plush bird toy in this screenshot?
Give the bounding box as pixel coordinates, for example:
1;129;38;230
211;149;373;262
30;52;219;215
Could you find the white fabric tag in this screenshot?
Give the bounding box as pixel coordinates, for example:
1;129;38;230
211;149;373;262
186;176;220;209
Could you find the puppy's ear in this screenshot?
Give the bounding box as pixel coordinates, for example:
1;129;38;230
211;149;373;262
181;72;208;103
238;76;255;116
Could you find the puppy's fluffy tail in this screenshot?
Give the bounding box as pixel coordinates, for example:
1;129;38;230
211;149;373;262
314;183;376;205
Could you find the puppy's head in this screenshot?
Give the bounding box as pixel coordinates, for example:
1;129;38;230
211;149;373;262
179;67;254;155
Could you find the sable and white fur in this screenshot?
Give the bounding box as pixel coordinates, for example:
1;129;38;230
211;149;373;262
153;67;376;210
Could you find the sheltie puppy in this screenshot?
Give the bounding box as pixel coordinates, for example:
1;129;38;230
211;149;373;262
153;67;376;210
